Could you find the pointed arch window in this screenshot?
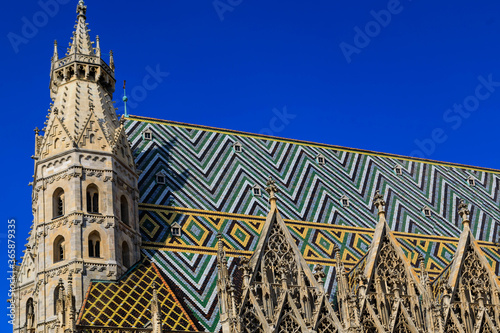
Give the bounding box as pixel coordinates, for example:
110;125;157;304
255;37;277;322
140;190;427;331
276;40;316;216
54;138;60;149
86;184;99;214
120;196;129;225
122;241;131;268
89;133;95;144
88;231;101;258
53;235;65;263
53;188;65;218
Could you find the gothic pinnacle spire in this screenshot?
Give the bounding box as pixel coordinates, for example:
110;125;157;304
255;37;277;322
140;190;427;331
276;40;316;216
110;50;115;71
68;0;94;55
95;35;101;57
52;40;58;62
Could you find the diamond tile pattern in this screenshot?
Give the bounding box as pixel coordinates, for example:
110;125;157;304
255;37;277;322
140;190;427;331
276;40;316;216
77;261;197;331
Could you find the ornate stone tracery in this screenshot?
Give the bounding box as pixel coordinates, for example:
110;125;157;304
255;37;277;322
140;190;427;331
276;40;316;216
217;191;500;333
217;177;343;333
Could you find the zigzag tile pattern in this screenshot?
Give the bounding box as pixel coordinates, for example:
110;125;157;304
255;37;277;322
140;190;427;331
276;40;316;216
125;116;500;331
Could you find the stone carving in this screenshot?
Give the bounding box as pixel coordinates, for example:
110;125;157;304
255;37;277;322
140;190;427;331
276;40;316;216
218;190;500;333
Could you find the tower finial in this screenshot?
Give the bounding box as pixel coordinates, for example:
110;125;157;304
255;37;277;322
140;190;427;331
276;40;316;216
77;0;87;17
266;176;279;210
217;233;226;265
373;190;386;222
95;35;101;57
110;50;115;71
52;40;58;62
458;199;470;227
123;80;128;117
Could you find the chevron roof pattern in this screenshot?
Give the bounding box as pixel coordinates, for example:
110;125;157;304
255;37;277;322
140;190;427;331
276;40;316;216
124;115;500;332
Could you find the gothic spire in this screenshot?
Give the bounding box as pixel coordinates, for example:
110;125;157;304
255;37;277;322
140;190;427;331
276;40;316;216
109;50;115;71
95;35;101;57
52;40;58;62
433;200;500;332
68;0;95;56
216;234;237;333
339;190;428;332
151;282;162;333
224;177;343;333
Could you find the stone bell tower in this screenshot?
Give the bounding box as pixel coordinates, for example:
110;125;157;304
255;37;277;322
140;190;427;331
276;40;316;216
12;1;141;332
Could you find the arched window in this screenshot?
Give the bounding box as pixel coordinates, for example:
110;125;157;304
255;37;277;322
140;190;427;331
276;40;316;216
120;196;129;225
122;241;130;268
86;184;99;214
53;236;65;263
88;231;101;258
54;138;60;149
26;269;31;279
26;298;34;329
89;134;95;144
53;188;65;218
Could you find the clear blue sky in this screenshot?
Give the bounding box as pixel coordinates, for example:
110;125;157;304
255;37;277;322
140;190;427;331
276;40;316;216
2;0;500;329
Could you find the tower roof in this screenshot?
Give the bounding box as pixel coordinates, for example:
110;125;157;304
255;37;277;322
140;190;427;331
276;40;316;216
68;0;95;56
50;0;115;100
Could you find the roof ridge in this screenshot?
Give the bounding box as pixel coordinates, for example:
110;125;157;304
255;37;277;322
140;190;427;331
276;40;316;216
127;114;500;174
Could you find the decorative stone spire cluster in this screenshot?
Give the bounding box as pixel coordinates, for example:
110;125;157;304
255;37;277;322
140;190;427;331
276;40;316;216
54;275;76;333
337;194;500;333
217;187;500;332
218;177;343;333
40;1;134;168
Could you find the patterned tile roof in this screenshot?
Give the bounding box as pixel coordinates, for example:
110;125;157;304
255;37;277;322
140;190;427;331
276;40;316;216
77;260;198;331
124;115;500;331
